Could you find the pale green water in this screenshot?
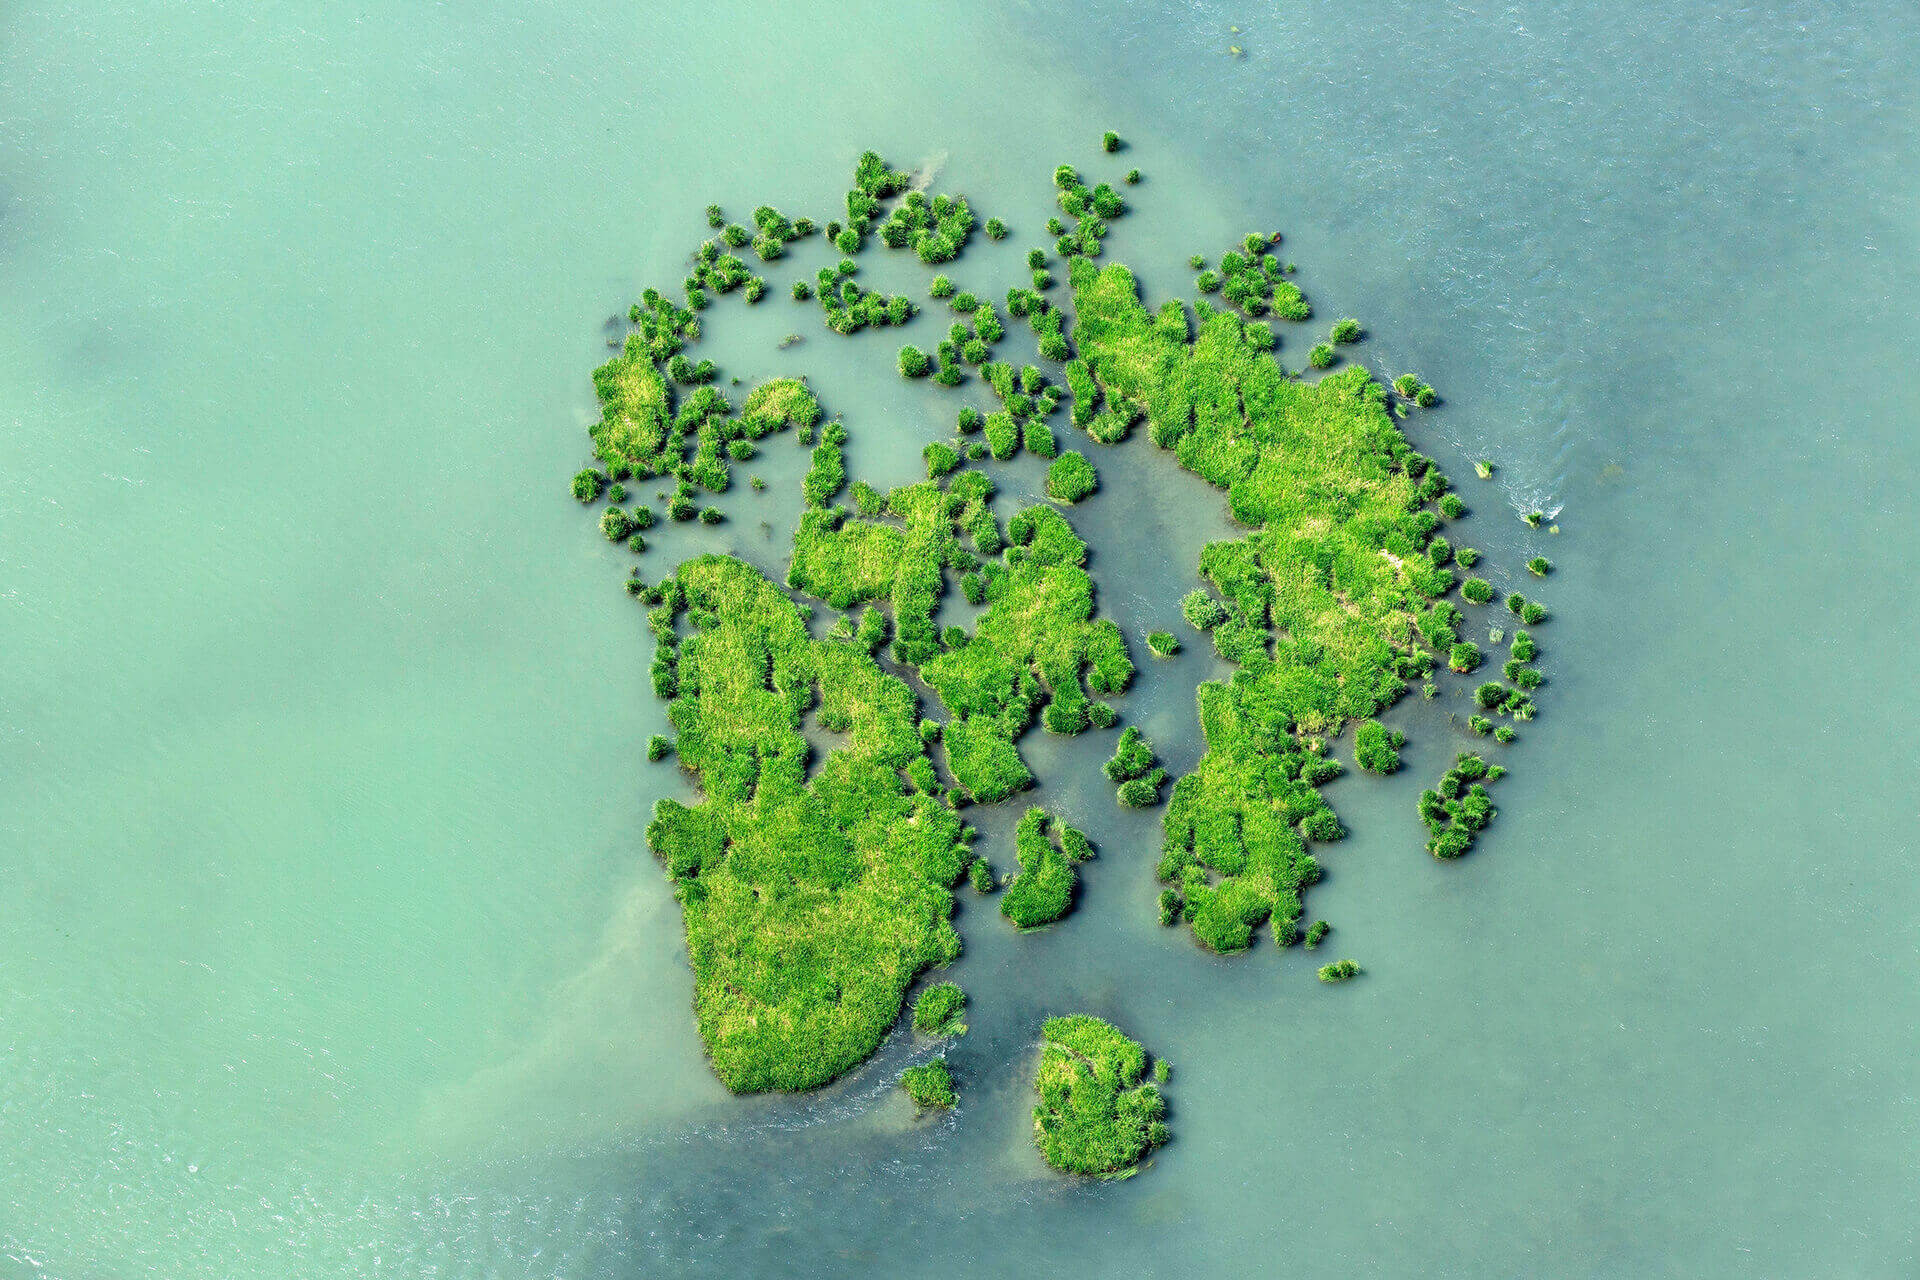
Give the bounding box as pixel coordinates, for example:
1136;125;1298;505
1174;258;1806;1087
4;1;1917;1275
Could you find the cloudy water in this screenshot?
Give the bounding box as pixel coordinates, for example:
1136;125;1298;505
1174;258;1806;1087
3;0;1915;1275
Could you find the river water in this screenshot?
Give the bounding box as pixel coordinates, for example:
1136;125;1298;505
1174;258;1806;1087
4;1;1916;1275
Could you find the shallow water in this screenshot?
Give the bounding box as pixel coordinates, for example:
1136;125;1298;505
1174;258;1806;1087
4;1;1917;1275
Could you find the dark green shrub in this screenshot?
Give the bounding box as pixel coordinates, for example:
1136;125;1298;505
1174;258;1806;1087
647;734;671;762
1474;682;1508;710
1157;889;1181;927
1102;130;1121;152
1317;959;1359;983
627;532;647;553
790;280;811;301
698;506;722;525
1330;318;1361;344
705;204;723;229
1455;547;1481;568
1415;384;1438;408
1505;592;1527;615
1528;556;1551;576
898;345;931;378
1146;631;1179;657
1125;168;1140;184
1304;920;1330;949
1512;666;1542;690
1308;343;1336;369
1460;578;1494;605
986;218;1009;240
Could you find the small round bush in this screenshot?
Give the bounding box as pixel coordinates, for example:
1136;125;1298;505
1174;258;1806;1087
951;291;980;313
1039;333;1070;361
924;440;960;477
1439;493;1467;519
627;532;646;553
1330;318;1361;344
1449;641;1482;673
1494;725;1517;743
900;1060;955;1110
1046;216;1066;236
1474;682;1508;710
1308;343;1336;369
1102;130;1121;152
985;217;1009;240
1046;451;1097;503
898;345;931;378
1520;601;1549;625
834;228;860;254
744;277;766;303
1528;556;1552;576
1415;384;1438;408
790;280;811;301
961;338;989;365
929;275;954;298
647;734;671;762
956;406;984;434
1468;715;1493;736
698;506;723;525
1146;631;1179;657
1460;577;1494;605
1125;168;1141;184
603;503;646;542
1456;546;1481;568
572;468;607;503
1318;959;1360;983
1505;592;1527;615
1196;269;1221;293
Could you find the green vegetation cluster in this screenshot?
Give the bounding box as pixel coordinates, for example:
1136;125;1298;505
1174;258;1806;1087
1001;807;1095;928
641;556;969;1092
1032;1015;1169;1178
1418;752;1505;859
1103;726;1166;807
914;981;968;1036
901;1059;957;1109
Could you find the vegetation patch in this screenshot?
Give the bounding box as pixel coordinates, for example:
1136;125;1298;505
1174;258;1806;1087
643;555;969;1092
901;1059;957;1110
1032;1015;1169;1178
1001;807;1095;928
914;981;968;1036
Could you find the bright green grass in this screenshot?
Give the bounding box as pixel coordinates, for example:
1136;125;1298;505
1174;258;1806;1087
913;981;967;1035
1000;807;1095;928
1069;257;1451;952
900;1059;957;1109
1032;1015;1169;1178
644;554;968;1092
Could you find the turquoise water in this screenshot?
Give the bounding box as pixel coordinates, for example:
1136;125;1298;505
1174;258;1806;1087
4;1;1917;1274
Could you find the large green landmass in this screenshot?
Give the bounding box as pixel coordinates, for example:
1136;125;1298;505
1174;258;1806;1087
568;145;1546;1119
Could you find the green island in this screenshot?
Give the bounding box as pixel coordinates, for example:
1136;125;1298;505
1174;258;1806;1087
900;1059;957;1110
1032;1015;1169;1178
565;142;1553;1158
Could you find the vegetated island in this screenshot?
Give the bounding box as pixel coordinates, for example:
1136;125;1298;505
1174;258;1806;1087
1032;1015;1169;1178
567;143;1551;1120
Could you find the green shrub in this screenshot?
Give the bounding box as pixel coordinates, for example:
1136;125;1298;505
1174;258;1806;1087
1449;642;1482;673
1146;631;1179;657
1308;343;1336;369
1415;384;1438;408
600;507;633;541
986;218;1009;240
1494;725;1516;743
1102;130;1121;152
1330;318;1361;344
1505;592;1527;615
901;1060;956;1109
698;506;722;525
1046;451;1097;502
705;204;723;229
1157;889;1182;926
1317;959;1359;983
898;345;931;378
1468;715;1493;735
1439;493;1466;518
1195;269;1221;293
1182;589;1228;630
647;734;672;762
913;982;967;1035
1001;808;1091;929
1103;726;1156;782
1528;556;1551;576
1304;920;1330;949
1460;577;1494;605
572;468;608;503
1125;168;1140;184
969;859;995;893
1354;719;1404;773
1474;682;1508;710
929;275;955;299
924;441;960;477
1520;600;1548;625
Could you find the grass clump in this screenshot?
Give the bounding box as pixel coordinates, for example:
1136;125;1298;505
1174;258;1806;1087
901;1059;957;1110
1102;130;1121;152
913;981;968;1036
1460;577;1494;605
1418;751;1502;859
898;345;930;378
1354;719;1404;773
1304;920;1330;949
1528;556;1551;576
1001;807;1096;929
1032;1015;1168;1178
1146;630;1180;657
1046;451;1097;503
1104;726;1166;807
1317;959;1360;982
